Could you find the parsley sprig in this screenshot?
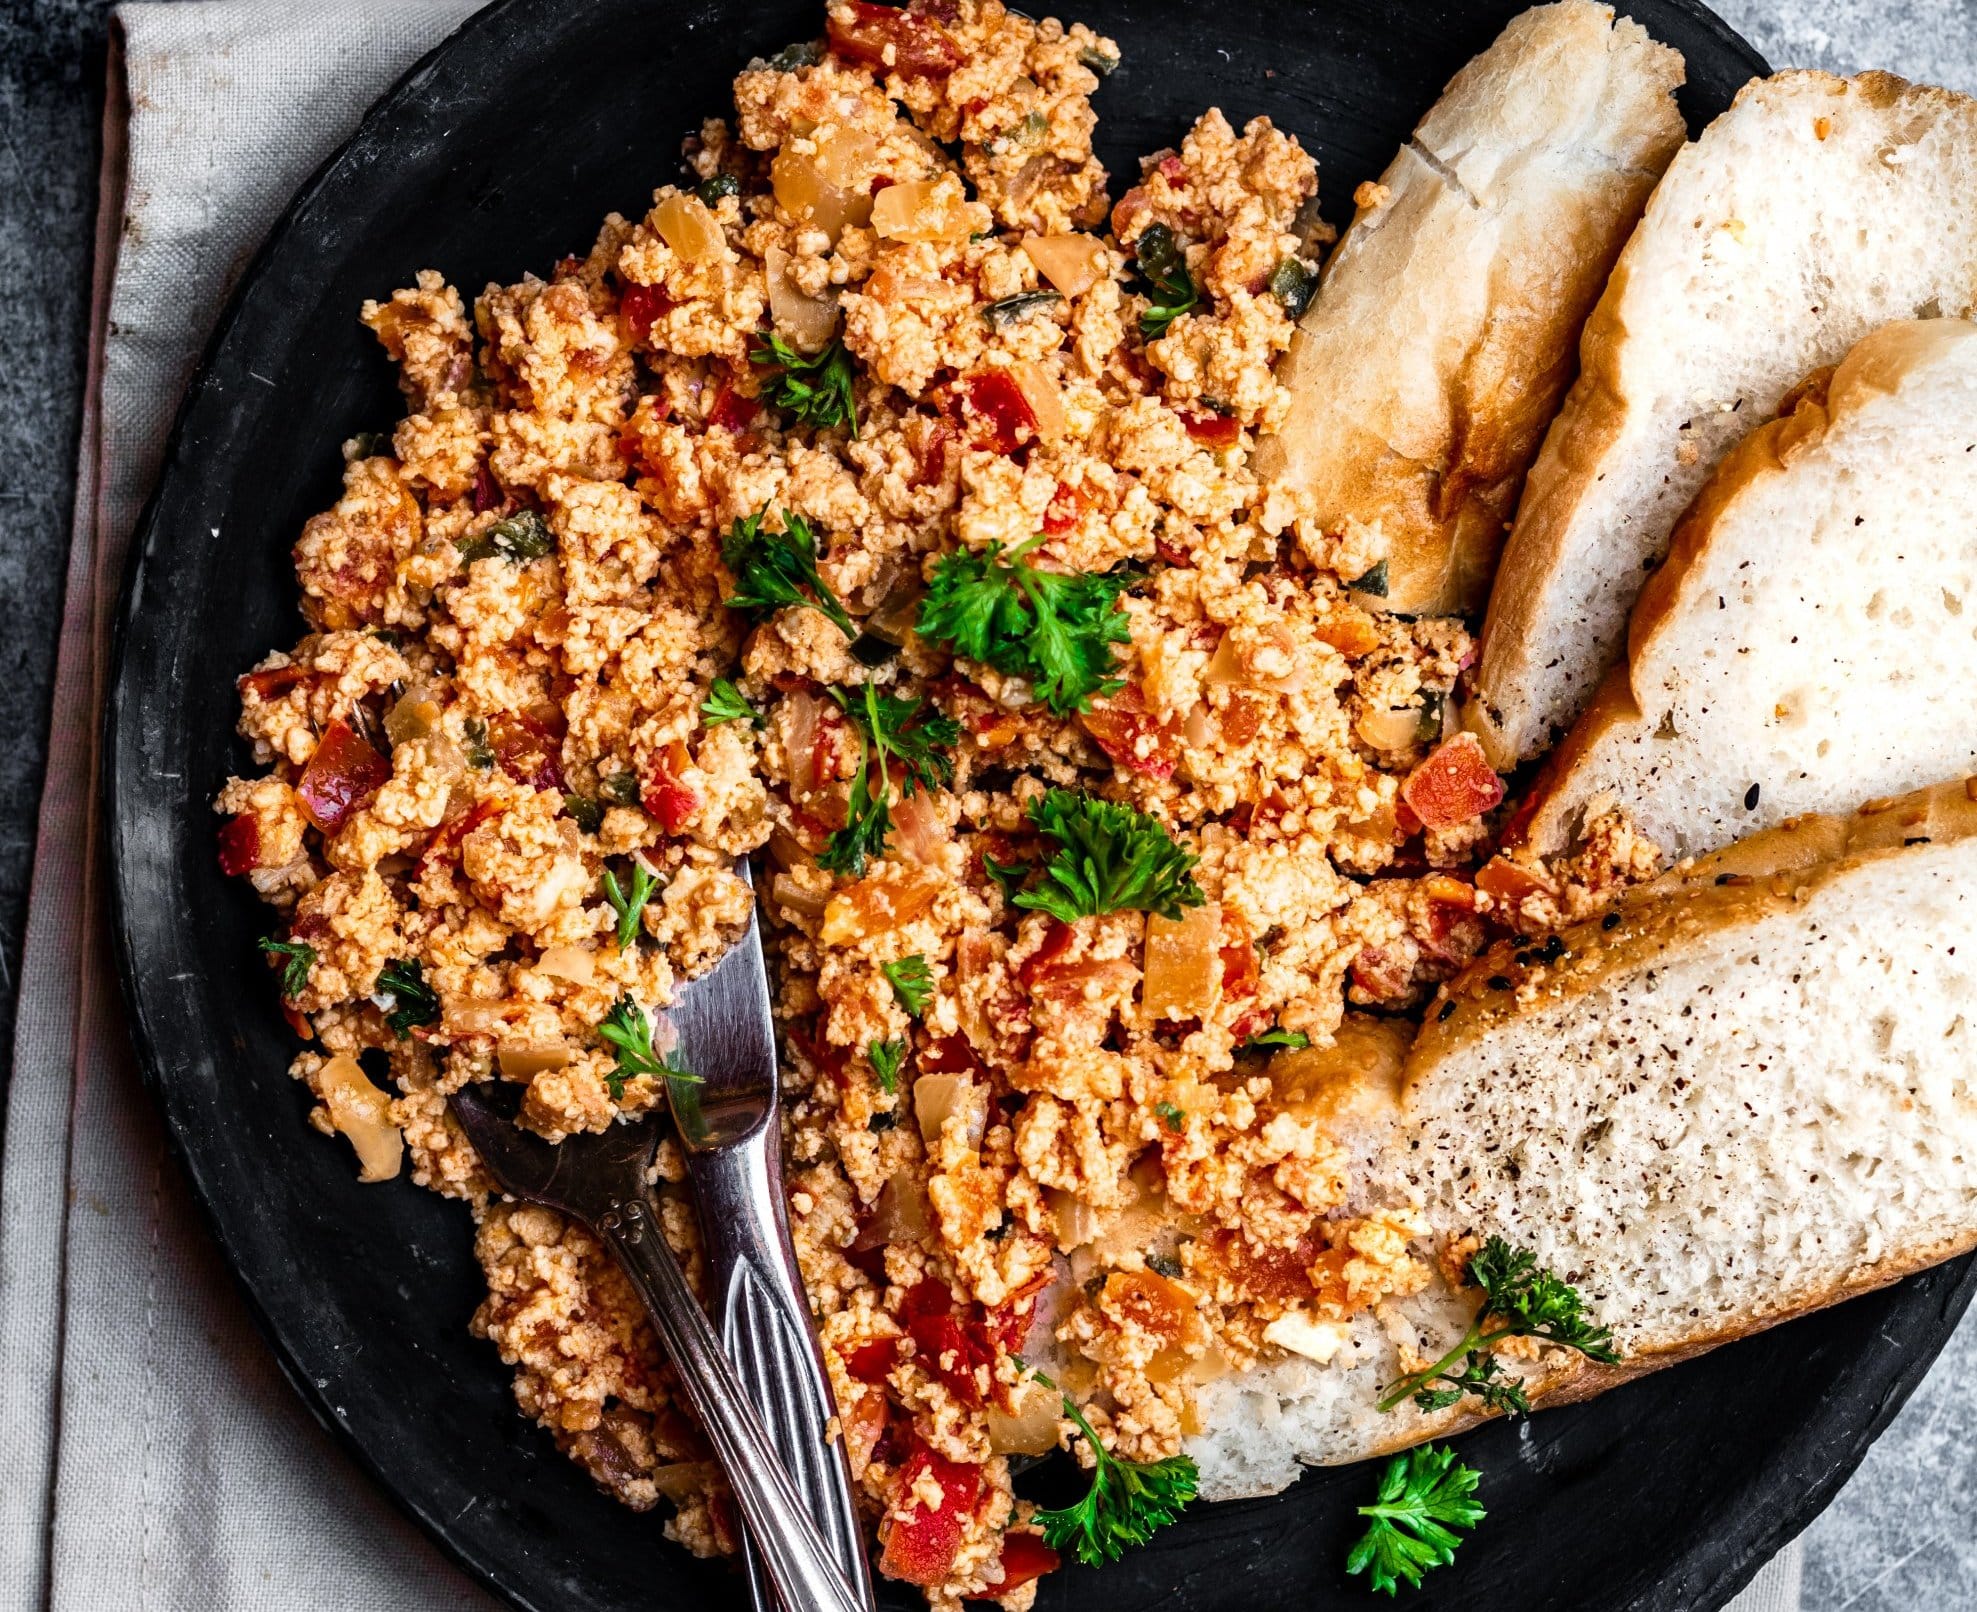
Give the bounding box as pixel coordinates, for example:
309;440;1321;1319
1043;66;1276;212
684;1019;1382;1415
817;685;960;878
1377;1237;1619;1416
700;677;764;728
259;937;316;998
602;860;659;951
458;509;555;564
915;535;1131;717
868;1037;907;1094
597;995;700;1100
1345;1443;1485;1595
722;510;856;639
375;959;440;1039
1131;222;1198;340
750;334;859;437
881;955;933;1017
1031;1371;1198;1564
1011;789;1203;923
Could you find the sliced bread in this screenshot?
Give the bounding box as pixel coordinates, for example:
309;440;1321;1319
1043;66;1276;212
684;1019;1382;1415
1187;779;1977;1498
1511;318;1977;860
1257;0;1685;617
1472;71;1977;769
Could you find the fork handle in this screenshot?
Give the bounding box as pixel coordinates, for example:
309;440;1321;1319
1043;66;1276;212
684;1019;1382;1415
594;1196;867;1612
686;1125;877;1612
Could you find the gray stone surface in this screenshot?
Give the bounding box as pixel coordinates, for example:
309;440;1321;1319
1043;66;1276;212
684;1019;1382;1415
0;1;1970;1608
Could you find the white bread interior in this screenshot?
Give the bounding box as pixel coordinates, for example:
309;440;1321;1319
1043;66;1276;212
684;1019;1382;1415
1471;71;1977;769
1257;0;1685;617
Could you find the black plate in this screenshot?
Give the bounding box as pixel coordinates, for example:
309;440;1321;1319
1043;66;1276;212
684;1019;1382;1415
103;2;1977;1608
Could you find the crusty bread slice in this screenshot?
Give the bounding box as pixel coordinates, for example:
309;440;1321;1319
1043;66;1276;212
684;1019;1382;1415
1472;71;1977;770
1257;1;1685;617
1187;779;1977;1498
1511;318;1977;860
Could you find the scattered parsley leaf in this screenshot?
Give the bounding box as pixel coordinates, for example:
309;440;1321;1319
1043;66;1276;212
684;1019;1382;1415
1240;1027;1310;1053
1153;1100;1184;1132
459;509;555;564
565;796;605;835
817;684;960;878
1031;1370;1198;1564
1376;1236;1620;1415
1015;789;1203;923
882;955;934;1017
1077;43;1119;75
982;290;1063;330
375;959;440;1039
1131;222;1198;340
696;172;740;206
597;995;699;1100
1345;1444;1485;1596
259;937;316;998
750;333;859;437
916;535;1132;717
868;1037;907;1094
1266;255;1317;320
700;677;764;728
463;717;494;770
600;769;642;806
983;854;1030;899
722;509;856;639
602;860;660;951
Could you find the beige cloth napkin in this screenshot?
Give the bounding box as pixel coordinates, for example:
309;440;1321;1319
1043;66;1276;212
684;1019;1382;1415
0;2;1803;1608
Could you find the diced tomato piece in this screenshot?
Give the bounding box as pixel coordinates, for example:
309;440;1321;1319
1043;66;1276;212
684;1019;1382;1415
491;709;566;794
964;370;1039;456
705;380;759;433
1111;185;1152;239
1211;1226;1325;1305
1475;854;1557;906
1349;943;1414;1002
911;420;953;489
281;1003;315;1040
1042;478;1091;536
878;1445;983;1587
985;1267;1051;1353
1077;683;1180;780
1218;918;1259;1003
1401;733;1505;830
641;739;699;835
1179;408;1240;448
845;1240;890;1279
472;461;502;513
828;0;963;77
1217;691;1264;747
919;1033;983;1075
845;1338;897;1384
419;797;502;873
217;813;261;876
620;280;674;343
993;1532;1061;1593
907;1310;988;1405
295;719;390;834
1157;153;1189;184
236;664;306;701
1016;920;1078;988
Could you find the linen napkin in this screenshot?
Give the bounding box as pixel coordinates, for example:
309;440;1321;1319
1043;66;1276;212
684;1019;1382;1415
0;2;1801;1609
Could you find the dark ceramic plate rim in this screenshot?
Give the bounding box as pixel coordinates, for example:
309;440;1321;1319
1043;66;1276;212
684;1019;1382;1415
101;2;1977;1608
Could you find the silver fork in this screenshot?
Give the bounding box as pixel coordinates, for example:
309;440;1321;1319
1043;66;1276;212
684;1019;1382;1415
663;862;876;1612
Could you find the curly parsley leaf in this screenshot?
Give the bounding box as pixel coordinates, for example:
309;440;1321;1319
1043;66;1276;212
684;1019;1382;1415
1240;1027;1310;1053
602;860;660;952
259;937;316;999
916;535;1132;717
882;955;934;1018
983;854;1030;899
1376;1236;1619;1415
1153;1100;1184;1133
1345;1444;1485;1596
722;509;856;639
1131;222;1198;340
817;684;961;878
868;1037;908;1094
750;334;859;437
597;995;699;1100
700;677;764;729
459;509;555;564
375;959;440;1039
1031;1371;1198;1564
1015;789;1203;923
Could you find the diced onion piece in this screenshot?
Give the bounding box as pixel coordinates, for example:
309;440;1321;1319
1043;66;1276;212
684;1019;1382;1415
384;693;441;747
1202;635;1244;687
650;1462;718;1502
1142;901;1223;1021
1021;233;1108;297
654;192;725;263
815;129;879;228
497;1044;573;1080
872;176;976;244
1356;704;1421;752
1182;706;1214;749
771;151;852;240
986;1378;1063;1455
783;687;825;799
316;1054;403;1183
1205;626;1305;694
1261;1309;1352;1363
772;871;830;920
891;788;950;866
765;244;840;353
853;1169;932;1250
914;1072;984;1148
768;826;816;870
535;945;595;985
1046;1187;1097;1250
1008;361;1065;441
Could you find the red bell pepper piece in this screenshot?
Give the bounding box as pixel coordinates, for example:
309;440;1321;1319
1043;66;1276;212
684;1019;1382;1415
828;0;963;77
295;719;390;834
992;1532;1060;1593
217;813;261;876
878;1444;983;1586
